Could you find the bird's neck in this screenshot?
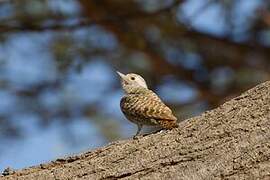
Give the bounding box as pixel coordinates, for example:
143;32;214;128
124;86;149;95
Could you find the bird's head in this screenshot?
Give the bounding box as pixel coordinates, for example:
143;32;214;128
117;71;148;94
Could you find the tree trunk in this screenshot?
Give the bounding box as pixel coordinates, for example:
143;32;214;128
2;81;270;180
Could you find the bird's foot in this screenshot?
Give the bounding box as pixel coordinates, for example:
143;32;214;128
133;134;143;140
133;134;149;140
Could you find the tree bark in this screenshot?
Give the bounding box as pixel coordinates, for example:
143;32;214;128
2;81;270;180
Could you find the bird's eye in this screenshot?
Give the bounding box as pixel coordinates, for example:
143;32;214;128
130;77;135;80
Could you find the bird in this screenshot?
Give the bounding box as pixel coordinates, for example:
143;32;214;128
117;71;178;138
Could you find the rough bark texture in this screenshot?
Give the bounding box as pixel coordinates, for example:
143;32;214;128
2;81;270;180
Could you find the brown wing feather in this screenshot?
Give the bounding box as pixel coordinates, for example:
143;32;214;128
120;93;177;124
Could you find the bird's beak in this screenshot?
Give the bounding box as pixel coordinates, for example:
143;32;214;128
117;71;126;79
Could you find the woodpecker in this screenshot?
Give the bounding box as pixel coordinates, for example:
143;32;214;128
117;72;178;138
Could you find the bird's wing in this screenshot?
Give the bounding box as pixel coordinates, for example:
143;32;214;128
121;94;177;122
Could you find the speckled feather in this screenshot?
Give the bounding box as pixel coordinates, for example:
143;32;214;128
120;87;178;129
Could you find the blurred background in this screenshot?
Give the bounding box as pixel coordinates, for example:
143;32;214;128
0;0;269;171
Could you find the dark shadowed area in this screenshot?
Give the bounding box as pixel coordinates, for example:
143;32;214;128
0;0;269;171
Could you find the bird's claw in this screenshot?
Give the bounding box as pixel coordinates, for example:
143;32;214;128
133;135;140;140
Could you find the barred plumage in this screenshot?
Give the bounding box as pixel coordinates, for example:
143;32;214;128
117;72;178;138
